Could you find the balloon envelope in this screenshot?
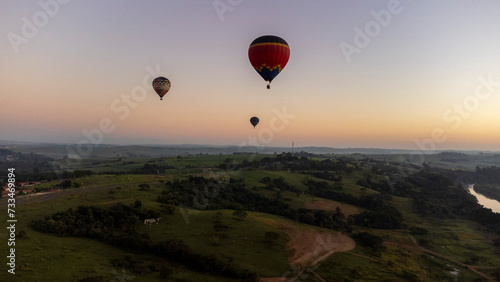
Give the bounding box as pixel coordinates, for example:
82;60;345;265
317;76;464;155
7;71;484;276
152;77;171;100
250;117;259;128
248;35;290;88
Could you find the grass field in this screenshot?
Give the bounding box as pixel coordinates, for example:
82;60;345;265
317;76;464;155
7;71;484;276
1;153;499;281
137;209;290;278
1;186;237;281
1;176;290;281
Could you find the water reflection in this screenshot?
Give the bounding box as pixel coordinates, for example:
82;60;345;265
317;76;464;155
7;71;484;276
468;185;500;213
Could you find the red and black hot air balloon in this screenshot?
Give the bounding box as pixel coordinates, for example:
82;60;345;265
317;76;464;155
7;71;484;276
248;35;290;89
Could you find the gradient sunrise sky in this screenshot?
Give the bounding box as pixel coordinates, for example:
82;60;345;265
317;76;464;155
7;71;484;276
2;0;500;151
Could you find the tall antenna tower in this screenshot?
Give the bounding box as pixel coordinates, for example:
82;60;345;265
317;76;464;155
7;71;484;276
292;141;294;156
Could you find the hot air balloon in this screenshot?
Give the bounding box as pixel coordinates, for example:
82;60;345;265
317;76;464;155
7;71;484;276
248;35;290;89
250;117;259;128
152;77;171;100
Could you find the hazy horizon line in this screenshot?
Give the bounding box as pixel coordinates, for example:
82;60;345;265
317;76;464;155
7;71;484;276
1;139;499;154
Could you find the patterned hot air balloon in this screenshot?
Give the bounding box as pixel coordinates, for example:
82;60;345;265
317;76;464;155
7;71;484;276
250;116;259;128
248;35;290;89
152;77;171;100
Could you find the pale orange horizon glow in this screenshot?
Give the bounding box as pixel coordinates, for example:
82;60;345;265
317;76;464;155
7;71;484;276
2;2;500;151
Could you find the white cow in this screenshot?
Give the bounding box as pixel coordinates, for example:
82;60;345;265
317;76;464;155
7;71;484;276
144;217;161;225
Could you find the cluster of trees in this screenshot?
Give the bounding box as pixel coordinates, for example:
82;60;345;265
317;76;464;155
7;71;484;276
356;173;392;194
352;208;404;229
351;232;385;252
158;175;405;231
259;176;301;194
216;153;356;173
0;149;55;183
0;149;53;169
305;170;342;182
475;166;500;182
400;172;478;218
32;180;81;193
132;163;176;174
474;183;500;202
31;203;158;249
68;170;94;178
157;176;218;206
31;202;258;281
382;170;500;234
157;176;351;232
259;153;355;173
59;179;81;189
424;163;500;189
303;179;404;229
356;162;500;235
297;208;349;231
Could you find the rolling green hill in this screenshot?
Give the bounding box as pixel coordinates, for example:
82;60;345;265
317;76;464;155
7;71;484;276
1;152;499;281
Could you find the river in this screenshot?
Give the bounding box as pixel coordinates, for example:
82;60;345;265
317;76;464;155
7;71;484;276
468;184;500;213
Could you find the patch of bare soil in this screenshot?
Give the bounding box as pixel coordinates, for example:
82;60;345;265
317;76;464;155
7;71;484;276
283;222;355;265
257;217;355;282
258;217;355;265
305;198;359;217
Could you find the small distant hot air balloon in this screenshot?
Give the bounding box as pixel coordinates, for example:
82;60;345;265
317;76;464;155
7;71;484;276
248;35;290;89
250;117;259;128
152;77;171;100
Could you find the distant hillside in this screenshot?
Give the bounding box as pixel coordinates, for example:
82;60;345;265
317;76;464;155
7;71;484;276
4;143;483;159
0;148;54;176
2;141;500;171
